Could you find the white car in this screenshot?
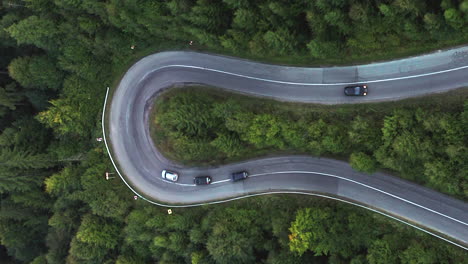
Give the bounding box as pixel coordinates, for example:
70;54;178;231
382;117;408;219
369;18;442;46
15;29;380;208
161;170;178;182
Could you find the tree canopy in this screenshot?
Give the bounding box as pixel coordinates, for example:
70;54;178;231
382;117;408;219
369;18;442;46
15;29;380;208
0;0;467;263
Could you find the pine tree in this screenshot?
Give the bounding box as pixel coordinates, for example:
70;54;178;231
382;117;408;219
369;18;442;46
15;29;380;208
0;83;22;110
0;147;54;169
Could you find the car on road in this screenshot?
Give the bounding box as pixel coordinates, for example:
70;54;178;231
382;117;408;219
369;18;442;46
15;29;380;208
231;171;248;182
344;85;368;96
161;170;178;182
194;176;212;185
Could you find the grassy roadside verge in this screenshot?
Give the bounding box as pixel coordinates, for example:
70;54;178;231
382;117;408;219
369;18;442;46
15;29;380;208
151;85;468;200
151;85;467;163
193;37;468;67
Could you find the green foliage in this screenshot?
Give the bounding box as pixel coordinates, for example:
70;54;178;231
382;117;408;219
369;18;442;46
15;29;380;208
348;115;381;151
266;250;315;264
376;109;427;177
289;207;357;257
31;255;47;264
394;0;426;16
58;39;106;81
205;207;263;264
366;236;400;264
307;40;341;59
321;124;348;154
231;8;258;32
45;166;82;197
0;168;43;193
263;28;298;55
6;15;60;50
158;91;220;138
187;0;231;35
8;55;63;90
0;83;22;110
0;196;49;262
210;132;244;157
75;214;122;249
399;241;437;264
289;206;378;258
36;98;87;137
0;13;21;47
68;236;108;264
281;120;307;150
0;147;54;169
123;208;155;259
287;204;468;262
461;0;468;14
444;8;464;30
10;189;52;210
45;227;72;264
116;255;147;264
423;13;443;36
349;152;377;174
324;10;349;33
190;251;205;264
75;152;132;219
0;218;47;262
423;160;462;195
0;117;52;154
378;4;394;17
245;114;285;148
224;111;255;135
288;208;315;255
220;29;249;52
172;135;220;162
2;0;468;263
308;119;331;152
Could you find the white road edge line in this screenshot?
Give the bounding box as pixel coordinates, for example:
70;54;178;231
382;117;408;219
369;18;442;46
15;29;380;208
249;171;467;227
174;183;196;187
155;64;468;86
211;179;231;184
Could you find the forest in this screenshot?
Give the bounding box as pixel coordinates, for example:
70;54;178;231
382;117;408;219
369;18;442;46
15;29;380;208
0;0;467;263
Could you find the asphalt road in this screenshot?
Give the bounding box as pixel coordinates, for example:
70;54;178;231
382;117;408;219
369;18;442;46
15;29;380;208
107;46;468;248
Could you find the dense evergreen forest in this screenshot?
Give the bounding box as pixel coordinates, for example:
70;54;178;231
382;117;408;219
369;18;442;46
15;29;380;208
0;0;467;263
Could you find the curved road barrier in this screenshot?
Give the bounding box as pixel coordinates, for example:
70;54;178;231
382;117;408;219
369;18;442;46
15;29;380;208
105;47;468;249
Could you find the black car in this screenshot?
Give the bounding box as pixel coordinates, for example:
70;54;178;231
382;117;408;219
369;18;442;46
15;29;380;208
344;85;368;96
194;176;212;185
231;171;248;182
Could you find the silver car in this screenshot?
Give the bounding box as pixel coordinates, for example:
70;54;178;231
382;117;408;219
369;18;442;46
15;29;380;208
161;170;178;182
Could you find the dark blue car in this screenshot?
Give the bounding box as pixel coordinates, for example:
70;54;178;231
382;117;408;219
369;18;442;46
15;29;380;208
344;85;368;96
231;171;248;182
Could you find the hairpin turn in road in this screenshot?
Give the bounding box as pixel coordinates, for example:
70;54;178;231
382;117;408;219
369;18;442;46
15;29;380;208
105;47;468;249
